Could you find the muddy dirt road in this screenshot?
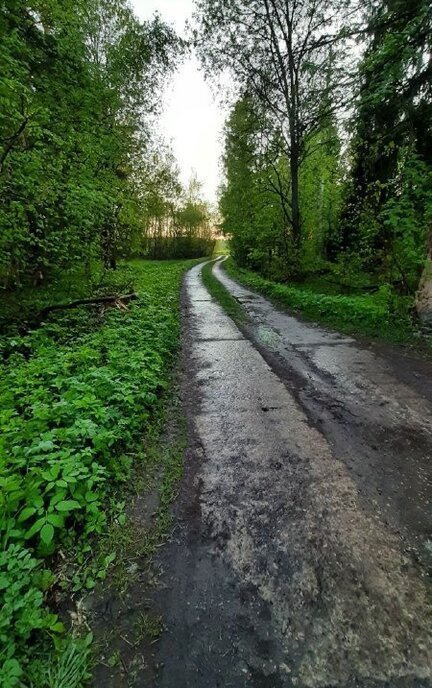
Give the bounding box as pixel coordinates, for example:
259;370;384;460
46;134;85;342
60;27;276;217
150;259;432;688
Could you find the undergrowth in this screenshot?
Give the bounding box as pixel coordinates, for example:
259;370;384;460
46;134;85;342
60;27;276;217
0;259;198;686
223;258;429;347
86;388;187;682
89;392;187;597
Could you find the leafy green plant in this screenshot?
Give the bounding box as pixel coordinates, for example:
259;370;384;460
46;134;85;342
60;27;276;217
0;259;197;683
0;546;63;686
43;637;92;688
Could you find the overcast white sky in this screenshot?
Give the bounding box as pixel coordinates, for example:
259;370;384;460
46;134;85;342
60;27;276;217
131;0;225;204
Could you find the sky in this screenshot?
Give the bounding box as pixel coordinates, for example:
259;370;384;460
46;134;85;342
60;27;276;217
131;0;226;204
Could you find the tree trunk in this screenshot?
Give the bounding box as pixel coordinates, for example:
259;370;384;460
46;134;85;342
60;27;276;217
102;226;117;270
290;146;301;249
416;228;432;328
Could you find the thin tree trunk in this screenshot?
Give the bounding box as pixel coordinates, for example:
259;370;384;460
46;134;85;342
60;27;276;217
290;145;301;249
415;227;432;328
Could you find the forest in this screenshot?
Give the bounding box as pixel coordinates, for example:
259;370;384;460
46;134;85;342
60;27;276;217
194;0;432;332
1;0;432;685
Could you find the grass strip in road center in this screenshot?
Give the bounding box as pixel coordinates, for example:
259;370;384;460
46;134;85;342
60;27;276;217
201;260;249;325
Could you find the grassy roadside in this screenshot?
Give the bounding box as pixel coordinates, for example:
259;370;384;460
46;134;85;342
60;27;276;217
201;260;248;324
223;258;430;348
88;385;187;685
0;259;200;686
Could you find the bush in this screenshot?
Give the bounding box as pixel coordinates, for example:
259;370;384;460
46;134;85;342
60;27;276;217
0;546;62;687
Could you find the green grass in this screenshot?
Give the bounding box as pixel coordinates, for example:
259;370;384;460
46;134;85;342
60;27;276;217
201;260;248;324
33;635;93;688
0;259;198;686
0;262;112;336
223;258;429;347
87;392;188;678
134;613;164;643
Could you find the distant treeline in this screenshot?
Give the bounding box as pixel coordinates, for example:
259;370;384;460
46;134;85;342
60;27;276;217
134;173;216;260
141;236;215;260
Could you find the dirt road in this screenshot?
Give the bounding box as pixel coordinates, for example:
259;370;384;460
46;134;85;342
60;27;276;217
150;259;432;688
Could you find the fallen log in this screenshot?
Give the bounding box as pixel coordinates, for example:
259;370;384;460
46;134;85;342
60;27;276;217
38;293;139;319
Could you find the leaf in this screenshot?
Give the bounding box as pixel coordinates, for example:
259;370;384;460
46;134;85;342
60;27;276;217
18;507;37;523
25;517;46;539
34;569;55;591
38;441;56;452
50;491;67;507
104;552;116;566
40;523;55;545
3;659;22;678
46;513;64;527
55;500;81;512
50;621;65;633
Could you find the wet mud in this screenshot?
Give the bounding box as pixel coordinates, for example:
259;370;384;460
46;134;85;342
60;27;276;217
148;261;432;688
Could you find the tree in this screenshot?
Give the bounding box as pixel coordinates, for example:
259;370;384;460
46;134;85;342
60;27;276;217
416;231;432;328
220;95;284;274
0;0;181;286
340;0;432;297
176;173;212;244
194;0;352;266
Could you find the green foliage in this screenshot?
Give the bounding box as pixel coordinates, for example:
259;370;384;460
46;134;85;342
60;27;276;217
380;151;432;289
220;97;286;275
340;0;431;287
211;0;431;318
300;123;344;268
0;259;196;683
0;0;181;287
134;613;164;642
195;0;350;262
28;635;93;688
219;93;345;281
0;546;63;687
42;638;92;688
140;235;215;260
213;239;229;257
139;166;216;260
